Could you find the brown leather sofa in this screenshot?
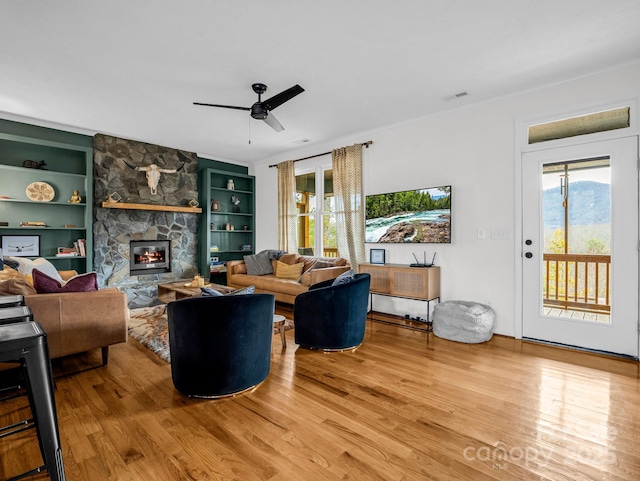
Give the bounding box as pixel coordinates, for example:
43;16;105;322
227;253;351;304
0;267;128;365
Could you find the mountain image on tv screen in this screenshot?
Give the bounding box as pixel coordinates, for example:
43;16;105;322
365;186;451;243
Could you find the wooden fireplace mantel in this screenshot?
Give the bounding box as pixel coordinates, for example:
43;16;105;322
101;201;202;214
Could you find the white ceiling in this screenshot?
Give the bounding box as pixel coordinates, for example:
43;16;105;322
2;1;640;165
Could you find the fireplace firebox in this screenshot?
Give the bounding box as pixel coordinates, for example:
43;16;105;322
129;240;171;276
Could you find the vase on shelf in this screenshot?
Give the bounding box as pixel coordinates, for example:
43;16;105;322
227;179;235;190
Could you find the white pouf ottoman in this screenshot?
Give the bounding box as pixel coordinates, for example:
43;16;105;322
433;300;495;343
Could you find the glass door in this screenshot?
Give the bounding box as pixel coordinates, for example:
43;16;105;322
522;137;638;357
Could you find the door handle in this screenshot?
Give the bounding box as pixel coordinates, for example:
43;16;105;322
525;252;533;258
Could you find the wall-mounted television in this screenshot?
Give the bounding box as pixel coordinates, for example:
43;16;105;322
365;185;451;243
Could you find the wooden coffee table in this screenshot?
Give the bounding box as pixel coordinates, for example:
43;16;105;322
157;280;233;303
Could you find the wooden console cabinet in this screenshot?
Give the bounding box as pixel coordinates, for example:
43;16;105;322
358;263;440;330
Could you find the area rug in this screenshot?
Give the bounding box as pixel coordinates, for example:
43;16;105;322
128;305;294;363
129;305;172;362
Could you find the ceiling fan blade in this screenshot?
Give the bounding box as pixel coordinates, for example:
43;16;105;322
261;84;304;111
193;102;250;111
262;112;284;132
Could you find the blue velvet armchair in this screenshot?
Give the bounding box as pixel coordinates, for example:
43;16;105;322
167;293;275;398
294;273;371;351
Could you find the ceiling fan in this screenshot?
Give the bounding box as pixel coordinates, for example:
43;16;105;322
194;83;304;132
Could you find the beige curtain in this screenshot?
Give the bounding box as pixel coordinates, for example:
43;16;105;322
332;144;365;267
277;160;297;253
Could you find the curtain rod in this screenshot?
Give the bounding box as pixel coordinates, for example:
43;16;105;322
268;140;373;168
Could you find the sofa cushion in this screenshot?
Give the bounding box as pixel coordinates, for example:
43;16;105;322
0;266;37;295
278;253;301;265
298;255;347;273
230;273;308;297
275;261;304;280
5;256;63;282
33;269;98;293
297;260;338;284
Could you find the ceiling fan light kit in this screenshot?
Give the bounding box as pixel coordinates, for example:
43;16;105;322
194;83;304;132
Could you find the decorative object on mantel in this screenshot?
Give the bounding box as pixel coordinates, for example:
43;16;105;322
211;199;220;211
25;181;55;202
23;159;47;170
121;159;185;195
68;189;82;203
108;192;122;203
188;199;199;208
227;179;235;190
231;194;240;213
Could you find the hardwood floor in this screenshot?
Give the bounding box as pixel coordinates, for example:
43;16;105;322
2;312;640;480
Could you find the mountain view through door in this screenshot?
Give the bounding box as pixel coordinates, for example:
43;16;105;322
542;158;611;321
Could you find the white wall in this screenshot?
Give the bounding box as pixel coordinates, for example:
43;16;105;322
252;62;640;336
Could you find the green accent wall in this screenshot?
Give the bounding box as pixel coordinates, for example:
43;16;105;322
198;157;247;175
0;119;93;148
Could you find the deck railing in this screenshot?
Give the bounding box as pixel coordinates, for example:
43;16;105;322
543;253;611;313
298;247;339;258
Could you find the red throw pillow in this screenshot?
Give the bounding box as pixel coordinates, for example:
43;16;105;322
32;269;98;294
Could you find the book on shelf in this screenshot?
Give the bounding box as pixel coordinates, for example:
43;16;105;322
76;238;86;257
57;246;79;257
20;221;46;227
210;261;227;273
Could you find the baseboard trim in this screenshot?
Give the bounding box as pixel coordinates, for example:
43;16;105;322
522;337;638;361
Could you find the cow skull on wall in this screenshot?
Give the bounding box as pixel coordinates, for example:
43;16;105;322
122;160;185;195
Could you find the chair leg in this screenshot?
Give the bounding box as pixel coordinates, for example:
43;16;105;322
280;325;287;348
101;346;109;366
23;344;66;481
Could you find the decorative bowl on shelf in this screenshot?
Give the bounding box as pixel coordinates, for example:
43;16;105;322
25;181;55;202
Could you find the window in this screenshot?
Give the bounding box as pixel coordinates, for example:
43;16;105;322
295;167;339;257
528;107;630;144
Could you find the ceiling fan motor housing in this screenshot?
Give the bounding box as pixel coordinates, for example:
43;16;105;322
251;103;268;119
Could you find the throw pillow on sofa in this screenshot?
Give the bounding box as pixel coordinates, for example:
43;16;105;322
32;269;98;294
244;251;275;276
332;269;355;286
5;256;63;282
0;266;37;296
275;261;304;280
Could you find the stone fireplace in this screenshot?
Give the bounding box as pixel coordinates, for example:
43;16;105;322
93;134;200;307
